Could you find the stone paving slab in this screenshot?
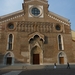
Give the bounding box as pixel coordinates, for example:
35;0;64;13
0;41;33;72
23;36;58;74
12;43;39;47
2;71;22;75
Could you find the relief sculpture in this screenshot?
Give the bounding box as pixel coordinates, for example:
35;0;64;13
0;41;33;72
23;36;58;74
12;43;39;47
17;21;53;33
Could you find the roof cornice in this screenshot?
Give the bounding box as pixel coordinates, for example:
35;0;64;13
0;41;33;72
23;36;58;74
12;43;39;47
0;10;24;24
0;10;23;19
48;11;70;26
25;0;48;4
0;9;70;26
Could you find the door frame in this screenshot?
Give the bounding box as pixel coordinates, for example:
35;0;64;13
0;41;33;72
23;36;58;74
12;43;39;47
57;51;67;64
59;57;64;64
30;46;43;65
3;51;14;65
33;54;40;64
6;57;12;65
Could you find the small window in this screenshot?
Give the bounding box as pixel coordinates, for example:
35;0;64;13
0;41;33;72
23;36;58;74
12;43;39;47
8;23;14;29
56;25;61;30
8;43;12;50
9;34;13;42
31;7;40;16
58;35;64;50
7;34;13;50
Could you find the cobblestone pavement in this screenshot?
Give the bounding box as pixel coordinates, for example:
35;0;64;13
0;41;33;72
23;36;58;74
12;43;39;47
0;69;75;75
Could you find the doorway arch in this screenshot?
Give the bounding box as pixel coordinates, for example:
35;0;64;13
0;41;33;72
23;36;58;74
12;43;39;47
58;51;67;64
31;46;43;65
3;51;14;65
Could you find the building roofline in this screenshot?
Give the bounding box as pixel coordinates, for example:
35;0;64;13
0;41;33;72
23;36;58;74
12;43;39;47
48;11;70;23
0;10;23;19
24;0;48;4
0;9;70;26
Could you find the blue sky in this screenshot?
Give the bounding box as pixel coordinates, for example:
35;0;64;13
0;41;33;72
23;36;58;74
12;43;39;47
0;0;75;30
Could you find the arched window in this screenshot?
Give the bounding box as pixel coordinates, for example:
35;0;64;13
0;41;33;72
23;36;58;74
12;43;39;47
58;35;64;50
7;34;13;50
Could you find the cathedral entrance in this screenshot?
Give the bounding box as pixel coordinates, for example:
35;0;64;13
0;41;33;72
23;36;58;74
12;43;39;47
59;57;64;64
3;52;14;65
58;52;67;64
6;57;12;65
30;46;43;65
29;34;44;65
33;54;39;64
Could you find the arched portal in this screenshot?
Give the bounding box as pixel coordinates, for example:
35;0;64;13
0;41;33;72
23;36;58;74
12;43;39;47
28;32;45;42
31;46;43;65
29;32;44;65
3;51;14;65
58;52;67;64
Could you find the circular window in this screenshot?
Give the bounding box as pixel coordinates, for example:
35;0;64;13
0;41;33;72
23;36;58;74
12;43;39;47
31;7;40;16
55;25;61;30
8;23;14;29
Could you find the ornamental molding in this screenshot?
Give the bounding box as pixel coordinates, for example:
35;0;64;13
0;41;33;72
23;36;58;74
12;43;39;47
0;14;24;24
28;32;45;42
28;5;44;18
17;21;53;32
48;14;70;26
25;0;48;4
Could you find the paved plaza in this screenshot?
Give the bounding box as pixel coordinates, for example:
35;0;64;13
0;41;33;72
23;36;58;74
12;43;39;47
0;69;75;75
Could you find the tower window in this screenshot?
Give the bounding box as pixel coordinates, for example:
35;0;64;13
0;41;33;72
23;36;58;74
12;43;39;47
58;35;64;50
31;7;40;16
7;34;13;50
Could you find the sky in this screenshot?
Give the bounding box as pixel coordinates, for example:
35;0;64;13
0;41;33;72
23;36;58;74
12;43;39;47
0;0;75;30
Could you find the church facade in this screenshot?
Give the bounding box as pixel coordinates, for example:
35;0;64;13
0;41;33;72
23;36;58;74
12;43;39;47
0;0;75;65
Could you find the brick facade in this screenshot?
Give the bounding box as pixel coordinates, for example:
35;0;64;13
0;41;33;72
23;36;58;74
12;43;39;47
0;0;74;65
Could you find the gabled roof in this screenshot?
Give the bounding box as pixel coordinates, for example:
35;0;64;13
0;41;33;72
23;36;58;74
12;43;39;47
49;11;69;23
0;9;70;26
0;10;24;23
0;10;23;19
24;0;48;4
48;11;70;25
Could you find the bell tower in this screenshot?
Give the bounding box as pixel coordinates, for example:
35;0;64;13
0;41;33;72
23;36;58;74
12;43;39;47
22;0;49;18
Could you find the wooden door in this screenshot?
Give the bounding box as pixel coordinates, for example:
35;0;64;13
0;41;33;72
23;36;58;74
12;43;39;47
7;57;12;65
33;54;39;64
59;57;64;64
